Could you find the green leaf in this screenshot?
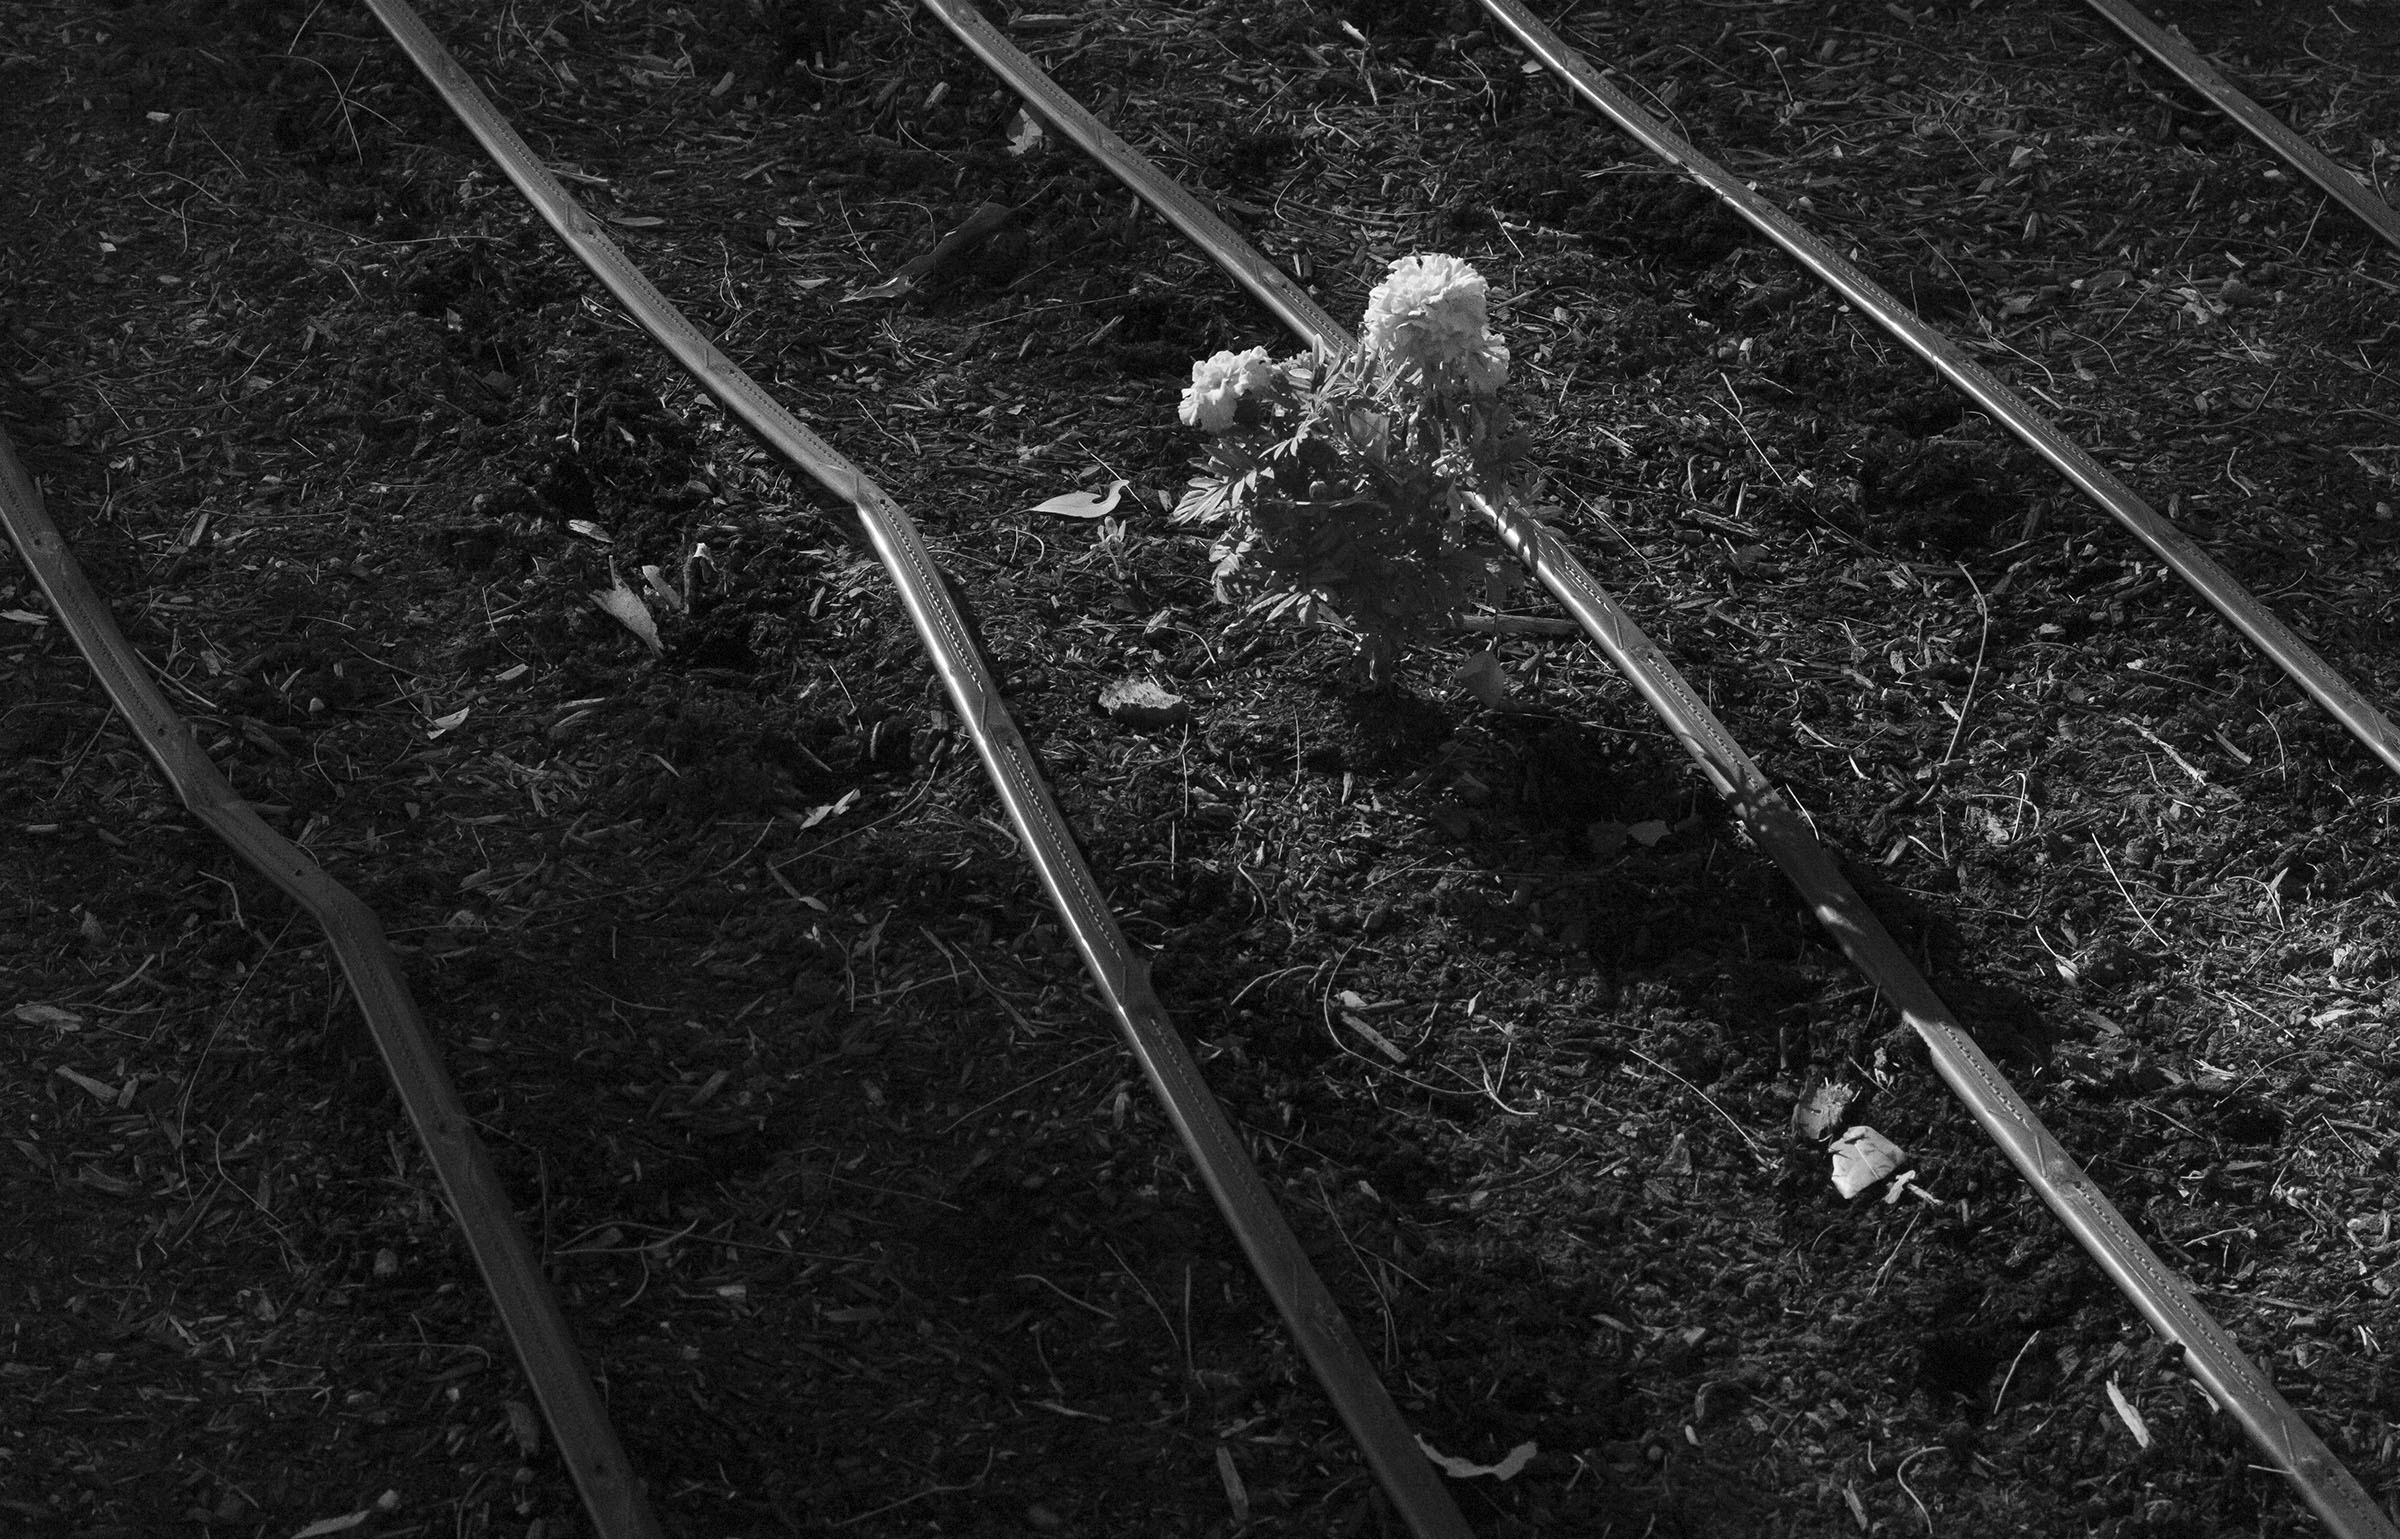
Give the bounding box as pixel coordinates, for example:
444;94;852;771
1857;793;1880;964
1173;476;1232;523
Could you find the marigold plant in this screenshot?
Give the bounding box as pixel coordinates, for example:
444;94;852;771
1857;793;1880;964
1172;254;1531;684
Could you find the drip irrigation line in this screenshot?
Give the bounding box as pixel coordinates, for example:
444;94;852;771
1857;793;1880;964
2078;0;2400;255
1476;0;2400;780
0;430;666;1539
916;5;2399;1535
356;3;1470;1535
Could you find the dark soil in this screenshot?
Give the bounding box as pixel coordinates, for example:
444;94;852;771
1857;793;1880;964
4;1;2399;1536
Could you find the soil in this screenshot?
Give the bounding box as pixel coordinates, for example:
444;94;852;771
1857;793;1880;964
4;1;2400;1536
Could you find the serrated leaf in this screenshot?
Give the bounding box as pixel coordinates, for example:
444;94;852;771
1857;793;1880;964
1033;479;1128;518
1174;476;1235;523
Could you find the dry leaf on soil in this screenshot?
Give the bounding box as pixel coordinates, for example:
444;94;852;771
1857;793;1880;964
1415;1435;1537;1481
1033;478;1128;518
639;564;684;611
1097;677;1189;728
591;574;663;654
1451;648;1513;708
1829;1125;1907;1199
797;789;859;830
1005;107;1047;156
1341;1010;1407;1063
2105;1378;2154;1449
1793;1079;1857;1141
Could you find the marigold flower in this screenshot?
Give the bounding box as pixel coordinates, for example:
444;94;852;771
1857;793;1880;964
1360;253;1510;397
1177;346;1276;431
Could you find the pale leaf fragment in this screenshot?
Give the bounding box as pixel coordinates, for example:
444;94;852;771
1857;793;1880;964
1964;804;2014;845
2105;1377;2153;1448
1005;106;1047;157
290;1511;371;1539
639;564;685;612
1416;1435;1537;1481
1034;479;1128;518
12;1003;84;1031
797;789;860;830
1627;818;1673;847
1097;677;1189;729
1829;1125;1906;1199
591;575;664;655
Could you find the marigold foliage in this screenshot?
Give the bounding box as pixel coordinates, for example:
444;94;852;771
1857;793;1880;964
1171;255;1530;682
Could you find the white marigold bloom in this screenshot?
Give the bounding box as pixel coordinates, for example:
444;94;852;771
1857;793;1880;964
1178;346;1276;431
1363;253;1489;356
1360;253;1510;396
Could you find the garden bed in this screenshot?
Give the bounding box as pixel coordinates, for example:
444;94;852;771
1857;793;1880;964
3;1;2398;1535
